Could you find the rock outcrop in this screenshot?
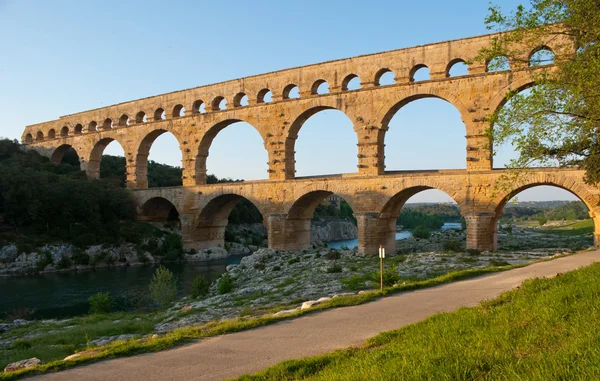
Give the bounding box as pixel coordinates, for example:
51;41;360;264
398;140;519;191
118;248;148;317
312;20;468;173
311;220;358;244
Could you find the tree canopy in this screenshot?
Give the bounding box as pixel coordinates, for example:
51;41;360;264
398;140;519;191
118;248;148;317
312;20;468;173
482;0;600;184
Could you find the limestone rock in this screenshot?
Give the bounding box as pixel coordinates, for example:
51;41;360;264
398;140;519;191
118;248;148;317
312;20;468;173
4;357;41;373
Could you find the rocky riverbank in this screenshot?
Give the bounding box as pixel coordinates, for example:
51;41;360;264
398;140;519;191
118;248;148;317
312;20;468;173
311;219;358;245
0;227;593;371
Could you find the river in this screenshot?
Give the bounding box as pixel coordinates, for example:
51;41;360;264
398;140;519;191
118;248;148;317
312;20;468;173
0;223;462;320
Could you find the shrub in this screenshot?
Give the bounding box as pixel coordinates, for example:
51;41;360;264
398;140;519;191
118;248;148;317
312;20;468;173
88;291;112;314
326;263;343;273
443;240;462;252
57;255;72;269
466;248;481;256
218;273;235;294
381;264;401;287
73;250;91;265
325;250;341;260
412;225;431;239
538;217;548;226
149;266;178;308
160;233;184;261
191;275;210;299
254;263;266;270
288;258;300;265
272;265;281;271
35;250;53;271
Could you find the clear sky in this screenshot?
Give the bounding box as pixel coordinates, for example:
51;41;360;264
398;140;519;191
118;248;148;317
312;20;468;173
0;0;578;203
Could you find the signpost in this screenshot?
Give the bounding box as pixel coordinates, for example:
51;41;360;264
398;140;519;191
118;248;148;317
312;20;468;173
379;245;385;291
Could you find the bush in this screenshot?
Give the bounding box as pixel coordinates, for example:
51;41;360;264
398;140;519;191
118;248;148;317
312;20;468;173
325;250;341;260
161;233;184;261
218;273;235;294
381;264;401;287
443;240;462;252
412;225;431;239
538;217;548;226
149;266;178;308
73;250;90;265
88;292;112;314
191;275;210;299
272;265;281;272
254;263;266;270
288;258;300;265
466;248;481;256
35;250;53;271
326;263;343;273
57;255;72;269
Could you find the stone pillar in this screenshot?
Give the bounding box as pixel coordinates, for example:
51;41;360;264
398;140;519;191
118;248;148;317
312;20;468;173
181;149;196;187
355;212;396;256
464;212;496;252
464;119;493;171
195;154;208;185
589;210;600;247
356;123;385;176
266;214;312;251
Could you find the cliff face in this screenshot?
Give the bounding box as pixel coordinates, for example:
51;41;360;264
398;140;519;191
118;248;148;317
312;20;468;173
311;220;358;244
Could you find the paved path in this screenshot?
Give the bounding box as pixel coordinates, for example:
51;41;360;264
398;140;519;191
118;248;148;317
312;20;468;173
34;250;600;381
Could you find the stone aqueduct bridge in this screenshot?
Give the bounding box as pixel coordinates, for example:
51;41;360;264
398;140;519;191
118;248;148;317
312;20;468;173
22;30;600;254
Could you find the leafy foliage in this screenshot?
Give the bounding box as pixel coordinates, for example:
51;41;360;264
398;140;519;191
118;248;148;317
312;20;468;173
480;1;600;185
412;225;431;239
88;292;113;314
217;273;235;294
191;275;210;299
149;266;178;308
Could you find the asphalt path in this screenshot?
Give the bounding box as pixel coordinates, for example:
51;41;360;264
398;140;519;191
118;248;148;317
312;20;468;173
33;250;600;381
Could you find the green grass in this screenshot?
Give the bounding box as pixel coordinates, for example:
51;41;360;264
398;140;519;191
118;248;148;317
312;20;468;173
236;262;600;381
534;219;594;236
0;262;531;380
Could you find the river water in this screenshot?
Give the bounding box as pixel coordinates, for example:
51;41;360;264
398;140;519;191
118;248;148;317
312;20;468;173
0;223;462;320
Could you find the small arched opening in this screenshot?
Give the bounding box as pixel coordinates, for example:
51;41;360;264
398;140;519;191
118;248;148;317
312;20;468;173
342;74;361;91
25;133;33;143
257;88;273;103
172;104;185;118
375;68;395;86
88;121;98;133
283;84;300;99
119;114;129;127
487;56;511;72
233;92;249;107
311;79;329;95
410;64;430;82
154;108;166;121
192;100;206;114
447;59;469;77
103;118;113;130
136;111;147;124
529;46;555;67
211;96;226;111
74;124;83;135
36;131;44;141
60;126;69;137
48;129;56;139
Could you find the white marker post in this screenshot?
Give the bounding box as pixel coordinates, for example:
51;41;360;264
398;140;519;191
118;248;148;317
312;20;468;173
379;245;385;291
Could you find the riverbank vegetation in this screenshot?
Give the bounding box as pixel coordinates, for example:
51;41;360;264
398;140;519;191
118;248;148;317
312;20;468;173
237;262;600;380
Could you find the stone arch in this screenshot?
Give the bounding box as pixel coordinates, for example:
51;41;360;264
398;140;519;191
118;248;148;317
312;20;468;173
154;108;165;121
36;131;44;141
211;96;226;111
342;74;360;91
311;79;329;95
379;92;470;171
74;124;83;135
88;137;126;180
192;99;205;114
446;58;469;77
489;176;599;249
25;133;33;143
529;45;555;66
103;118;113;130
138;197;181;229
233;92;248;107
283;84;299;99
488;77;536;117
60;126;69;137
172;104;185;118
88;121;98;133
191;193;266;249
48;129;56;139
135;129;183;189
119;114;129;127
195;119;266;184
374;68;395;86
257;88;272;103
285;105;357;179
286;189;359;220
409;64;430;82
136;111;146;123
50;144;80;166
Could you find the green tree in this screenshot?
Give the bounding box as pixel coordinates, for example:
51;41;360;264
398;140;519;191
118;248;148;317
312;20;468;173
88;292;113;314
191;275;210;298
149;266;178;308
481;1;600;184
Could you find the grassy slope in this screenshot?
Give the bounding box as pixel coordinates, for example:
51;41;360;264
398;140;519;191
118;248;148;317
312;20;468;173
237;262;600;381
535;219;594;236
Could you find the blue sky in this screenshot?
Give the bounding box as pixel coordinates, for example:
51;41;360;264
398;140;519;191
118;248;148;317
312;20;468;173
0;0;577;203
